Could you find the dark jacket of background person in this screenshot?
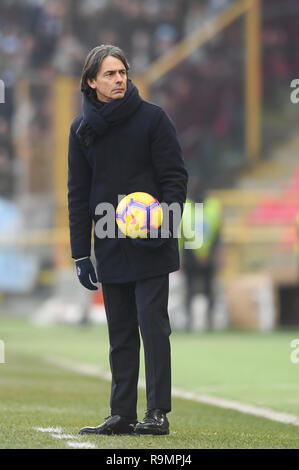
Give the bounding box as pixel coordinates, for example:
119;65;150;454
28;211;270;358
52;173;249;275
67;80;188;283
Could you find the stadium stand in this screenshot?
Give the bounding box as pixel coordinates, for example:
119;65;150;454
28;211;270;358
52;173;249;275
1;0;299;196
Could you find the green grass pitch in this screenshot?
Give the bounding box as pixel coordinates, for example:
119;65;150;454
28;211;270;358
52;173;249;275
1;316;299;449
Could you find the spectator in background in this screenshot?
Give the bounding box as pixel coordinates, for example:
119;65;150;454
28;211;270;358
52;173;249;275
180;186;222;330
0;147;12;196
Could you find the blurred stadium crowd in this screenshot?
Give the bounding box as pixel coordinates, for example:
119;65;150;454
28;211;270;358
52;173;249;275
1;0;299;199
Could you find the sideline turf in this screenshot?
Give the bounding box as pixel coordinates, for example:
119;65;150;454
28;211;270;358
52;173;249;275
1;316;299;448
1;351;299;449
1;316;299;414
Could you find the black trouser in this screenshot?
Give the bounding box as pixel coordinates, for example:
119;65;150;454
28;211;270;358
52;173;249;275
101;274;171;419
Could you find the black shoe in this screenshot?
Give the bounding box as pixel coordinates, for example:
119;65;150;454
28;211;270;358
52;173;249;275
135;409;169;435
79;415;137;435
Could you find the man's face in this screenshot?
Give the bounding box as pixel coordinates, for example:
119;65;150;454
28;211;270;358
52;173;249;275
87;55;127;103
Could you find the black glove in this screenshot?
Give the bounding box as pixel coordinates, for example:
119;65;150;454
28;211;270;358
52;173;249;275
75;257;98;290
131;227;171;250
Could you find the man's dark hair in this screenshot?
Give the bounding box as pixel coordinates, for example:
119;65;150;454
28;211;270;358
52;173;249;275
80;44;130;102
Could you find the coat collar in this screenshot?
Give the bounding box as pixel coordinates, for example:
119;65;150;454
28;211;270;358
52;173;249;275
77;80;142;142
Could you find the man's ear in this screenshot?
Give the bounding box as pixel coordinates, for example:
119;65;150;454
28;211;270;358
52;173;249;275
87;78;96;89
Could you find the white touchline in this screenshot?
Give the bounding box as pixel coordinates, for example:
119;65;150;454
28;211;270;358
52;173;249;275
33;426;62;433
51;433;77;440
33;425;96;449
67;441;96;449
171;389;299;426
46;356;299;427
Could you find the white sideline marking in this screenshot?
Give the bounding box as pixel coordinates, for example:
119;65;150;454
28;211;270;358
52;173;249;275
46;356;299;427
51;433;77;440
67;441;96;449
34;426;62;433
171;389;299;426
33;425;96;449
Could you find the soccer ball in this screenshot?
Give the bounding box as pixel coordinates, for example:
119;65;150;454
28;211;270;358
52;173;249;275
116;192;163;238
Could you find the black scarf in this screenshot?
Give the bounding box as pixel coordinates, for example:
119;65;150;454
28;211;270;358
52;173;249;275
76;80;142;148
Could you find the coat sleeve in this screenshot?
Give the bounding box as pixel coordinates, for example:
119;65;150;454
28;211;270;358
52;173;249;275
67;123;93;259
150;108;188;234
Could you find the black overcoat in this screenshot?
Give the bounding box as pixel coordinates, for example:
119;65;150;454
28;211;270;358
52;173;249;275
67;81;188;283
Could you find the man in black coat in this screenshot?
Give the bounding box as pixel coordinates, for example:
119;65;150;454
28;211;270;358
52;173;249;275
68;45;188;436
